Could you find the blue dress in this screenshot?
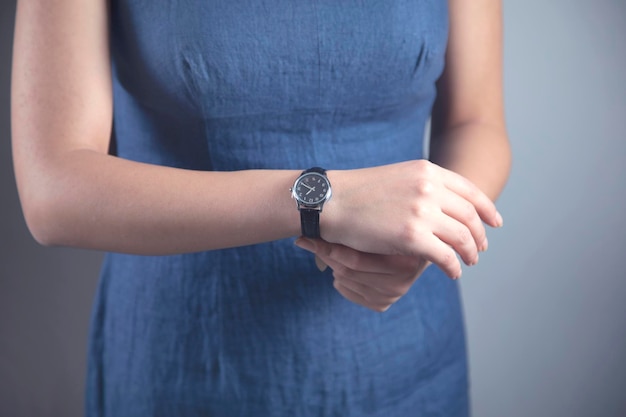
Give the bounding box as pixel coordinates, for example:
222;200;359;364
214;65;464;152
87;1;469;416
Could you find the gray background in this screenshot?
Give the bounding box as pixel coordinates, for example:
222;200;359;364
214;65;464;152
1;0;625;416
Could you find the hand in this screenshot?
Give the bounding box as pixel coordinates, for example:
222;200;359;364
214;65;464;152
322;160;502;279
295;238;430;312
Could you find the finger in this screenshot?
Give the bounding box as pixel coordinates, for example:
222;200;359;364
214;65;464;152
437;166;503;228
312;239;416;275
333;279;392;313
417;235;463;279
314;255;328;272
325;255;402;297
335;276;408;306
431;212;479;266
301;237;447;281
335;276;401;305
322;255;425;298
336;270;409;299
439;190;488;252
314;238;428;299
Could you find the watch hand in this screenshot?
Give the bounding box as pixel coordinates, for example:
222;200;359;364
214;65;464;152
302;183;315;191
306;187;315;195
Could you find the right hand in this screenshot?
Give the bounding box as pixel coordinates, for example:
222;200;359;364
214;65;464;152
322;160;502;279
296;238;431;312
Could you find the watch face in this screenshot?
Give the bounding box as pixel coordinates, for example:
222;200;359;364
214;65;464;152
294;172;330;205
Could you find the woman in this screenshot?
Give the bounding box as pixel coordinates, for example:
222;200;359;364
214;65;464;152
12;0;511;415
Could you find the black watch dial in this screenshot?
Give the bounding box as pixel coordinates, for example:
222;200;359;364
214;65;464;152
295;172;330;205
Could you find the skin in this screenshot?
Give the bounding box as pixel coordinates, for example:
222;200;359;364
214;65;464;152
308;0;512;311
12;0;511;312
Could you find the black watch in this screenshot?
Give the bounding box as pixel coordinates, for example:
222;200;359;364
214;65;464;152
291;167;332;238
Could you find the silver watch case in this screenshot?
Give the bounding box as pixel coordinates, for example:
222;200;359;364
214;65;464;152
290;171;332;210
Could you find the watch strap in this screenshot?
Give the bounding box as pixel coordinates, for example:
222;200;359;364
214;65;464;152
301;167;327;176
296;167;328;238
300;208;321;238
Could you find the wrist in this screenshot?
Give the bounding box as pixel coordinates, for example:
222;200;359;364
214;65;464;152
319;169;348;243
291;167;333;239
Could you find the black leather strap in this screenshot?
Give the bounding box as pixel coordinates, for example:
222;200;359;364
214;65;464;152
305;167;327;176
297;167;328;238
300;208;321;238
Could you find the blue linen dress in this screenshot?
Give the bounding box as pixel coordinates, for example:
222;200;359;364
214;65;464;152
86;1;469;416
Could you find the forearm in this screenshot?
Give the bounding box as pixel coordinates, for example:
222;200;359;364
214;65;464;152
429;122;511;201
21;149;301;254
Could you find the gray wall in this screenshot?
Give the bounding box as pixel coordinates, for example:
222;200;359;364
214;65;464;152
1;1;624;416
462;1;626;416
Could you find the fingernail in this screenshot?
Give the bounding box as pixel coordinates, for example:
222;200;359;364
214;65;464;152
315;256;328;272
480;237;489;252
495;211;504;227
295;237;316;253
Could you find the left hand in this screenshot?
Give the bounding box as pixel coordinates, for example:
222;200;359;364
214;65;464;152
295;238;430;312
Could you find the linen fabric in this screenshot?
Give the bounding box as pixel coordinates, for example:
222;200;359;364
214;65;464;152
86;1;469;416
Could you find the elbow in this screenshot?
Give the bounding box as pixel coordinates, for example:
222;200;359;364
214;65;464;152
22;202;60;247
20;189;71;247
27;222;60;248
15;152;101;249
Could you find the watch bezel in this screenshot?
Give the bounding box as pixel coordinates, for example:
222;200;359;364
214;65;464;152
291;171;332;208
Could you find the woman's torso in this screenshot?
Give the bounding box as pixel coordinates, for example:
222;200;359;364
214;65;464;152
87;1;469;416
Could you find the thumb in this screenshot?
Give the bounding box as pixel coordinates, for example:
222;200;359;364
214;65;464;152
294;238;328;272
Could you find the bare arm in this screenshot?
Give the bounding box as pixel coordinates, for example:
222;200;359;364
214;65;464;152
299;0;511;311
12;0;500;287
11;0;301;254
431;0;512;200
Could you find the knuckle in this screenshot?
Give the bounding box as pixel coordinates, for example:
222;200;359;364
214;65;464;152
459;202;477;223
409;201;430;219
332;264;353;280
466;183;484;204
414;178;435;197
326;245;362;272
397;224;423;256
475;228;487;247
398;223;417;246
456;228;473;246
413;159;434;177
441;250;459;271
342;250;362;271
317;241;332;258
458;175;475;193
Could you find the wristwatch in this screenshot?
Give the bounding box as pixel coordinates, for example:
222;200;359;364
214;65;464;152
291;167;332;238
